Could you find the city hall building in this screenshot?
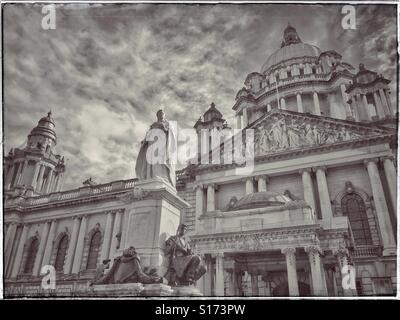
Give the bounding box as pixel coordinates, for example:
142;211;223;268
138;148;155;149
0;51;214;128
3;25;397;297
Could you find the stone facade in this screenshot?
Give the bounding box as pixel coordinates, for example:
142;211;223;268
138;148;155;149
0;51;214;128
3;25;397;297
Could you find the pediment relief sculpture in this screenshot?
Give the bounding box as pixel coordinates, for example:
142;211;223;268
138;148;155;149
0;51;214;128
253;113;378;156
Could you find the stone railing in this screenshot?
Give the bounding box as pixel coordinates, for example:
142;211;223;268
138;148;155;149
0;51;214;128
353;245;382;258
21;178;138;207
265;73;328;92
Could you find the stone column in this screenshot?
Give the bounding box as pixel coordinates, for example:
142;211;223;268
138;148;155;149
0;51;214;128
365;159;396;255
250;272;259;296
11;224;30;278
63;217;79;274
43;169;54;194
31;161;40;190
215;253;225;296
4;222;17;275
281;247;299;296
245;178;254;195
206;184;216;212
305;246;327;296
100;211;114;263
195;184;204;231
313;92;321;115
267;103;272;112
379;89;391;116
256;175;268;192
340;84;352;118
17;160;28;185
296;93;303;113
109;210;123;259
41;220;57;269
300;168;317;214
315;166;333;221
362;94;373;120
64;216;81;274
5;164;16;190
373;91;385;119
32;222;50;276
334;248;355;296
355;94;368;121
242;108;248;127
53;174;61;192
35;165;46;192
72;215;88;273
381;156;397;217
280;97;286;110
385;90;394;115
236;114;242;130
203;256;213;296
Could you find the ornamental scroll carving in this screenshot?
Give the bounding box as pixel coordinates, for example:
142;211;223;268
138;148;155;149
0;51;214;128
254;115;362;156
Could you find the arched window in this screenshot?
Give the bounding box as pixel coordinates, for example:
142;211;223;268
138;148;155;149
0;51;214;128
54;235;69;272
86;231;101;270
341;193;373;245
24;238;39;274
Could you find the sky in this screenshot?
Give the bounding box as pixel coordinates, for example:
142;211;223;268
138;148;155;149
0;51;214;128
3;3;398;191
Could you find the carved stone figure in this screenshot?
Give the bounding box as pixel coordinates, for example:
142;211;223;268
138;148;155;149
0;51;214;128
254;114;363;157
135;109;176;187
93;246;162;285
164;224;206;286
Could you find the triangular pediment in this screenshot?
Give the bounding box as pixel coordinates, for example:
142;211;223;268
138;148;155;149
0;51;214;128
249;109;395;157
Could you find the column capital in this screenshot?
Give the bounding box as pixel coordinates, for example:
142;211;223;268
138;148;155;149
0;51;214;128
364;158;379;168
333;247;349;258
255;174;269;182
299;167;312;174
380;155;395;162
304;245;321;255
313;165;327;173
205;183;217;189
281;247;296;256
193;183;204;191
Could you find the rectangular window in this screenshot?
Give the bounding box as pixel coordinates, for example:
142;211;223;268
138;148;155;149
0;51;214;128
299;68;304;76
287;71;292;78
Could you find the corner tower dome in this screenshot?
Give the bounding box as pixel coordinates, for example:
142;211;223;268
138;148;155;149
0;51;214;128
28;110;57;144
261;24;321;74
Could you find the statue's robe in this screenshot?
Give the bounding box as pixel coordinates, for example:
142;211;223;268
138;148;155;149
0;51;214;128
94;253;159;285
164;235;206;285
135;120;176;187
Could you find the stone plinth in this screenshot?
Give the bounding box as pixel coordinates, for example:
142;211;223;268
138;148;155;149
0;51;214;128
141;283;174;296
90;283;175;297
118;178;190;274
91;283;144;297
172;286;203;297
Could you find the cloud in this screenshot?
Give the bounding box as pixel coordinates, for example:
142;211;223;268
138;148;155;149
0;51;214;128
3;3;397;190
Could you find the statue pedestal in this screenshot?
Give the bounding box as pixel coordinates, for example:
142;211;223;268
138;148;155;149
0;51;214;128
141;283;174;296
172;286;203;297
91;283;144;297
117;178;190;274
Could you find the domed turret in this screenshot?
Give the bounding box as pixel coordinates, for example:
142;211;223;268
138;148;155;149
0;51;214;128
4;111;66;197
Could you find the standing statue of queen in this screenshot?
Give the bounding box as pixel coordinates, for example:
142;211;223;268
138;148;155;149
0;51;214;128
135;109;176;187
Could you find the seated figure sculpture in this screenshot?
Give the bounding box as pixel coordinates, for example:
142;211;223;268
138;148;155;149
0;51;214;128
93;246;162;285
164;224;207;286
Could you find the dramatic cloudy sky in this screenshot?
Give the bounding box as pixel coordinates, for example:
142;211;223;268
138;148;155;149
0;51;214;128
3;3;397;191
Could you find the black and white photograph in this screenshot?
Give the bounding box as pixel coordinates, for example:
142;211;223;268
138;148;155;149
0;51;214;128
1;1;398;302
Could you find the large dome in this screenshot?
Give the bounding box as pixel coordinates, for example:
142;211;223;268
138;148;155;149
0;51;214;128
260;24;321;74
261;42;321;74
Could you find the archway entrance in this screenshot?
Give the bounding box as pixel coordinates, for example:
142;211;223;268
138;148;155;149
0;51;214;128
272;281;311;296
